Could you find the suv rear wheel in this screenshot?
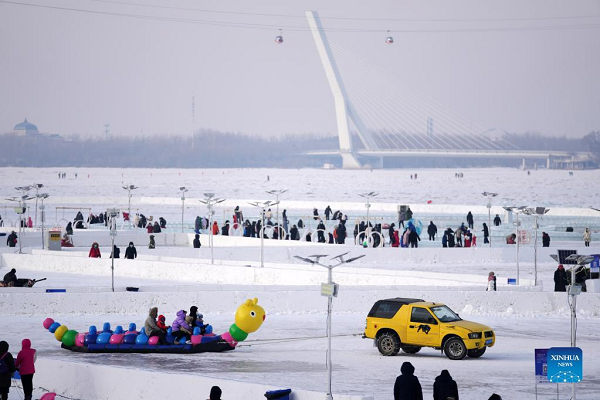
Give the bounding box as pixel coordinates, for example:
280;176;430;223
377;332;400;356
444;337;467;360
467;347;486;358
401;345;421;354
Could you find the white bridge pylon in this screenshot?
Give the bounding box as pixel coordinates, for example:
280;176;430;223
306;10;378;169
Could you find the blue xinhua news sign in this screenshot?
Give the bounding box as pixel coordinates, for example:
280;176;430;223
547;347;583;383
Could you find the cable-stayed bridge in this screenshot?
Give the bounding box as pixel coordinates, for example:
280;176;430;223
305;11;593;169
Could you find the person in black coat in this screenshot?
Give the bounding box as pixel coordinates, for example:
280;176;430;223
6;231;17;247
408;229;421;248
427;221;437;241
336;223;346;244
493;214;501;227
125;242;137;259
111;245;120;259
324;206;332;220
542;232;551;247
394;362;423;400
388;223;396;245
446;229;456;248
153;222;161;233
554;264;567;292
317;220;326;243
2;269;17;286
159;217;167;229
482;223;489;244
221;221;230;236
193;234;201;248
290;225;299;241
433;369;459;400
466;212;474;229
66;222;74;235
0;341;16;399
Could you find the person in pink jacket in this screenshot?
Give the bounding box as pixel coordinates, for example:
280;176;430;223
15;339;36;400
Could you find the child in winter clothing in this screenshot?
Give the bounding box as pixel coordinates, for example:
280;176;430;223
487;272;497;291
157;315;169;331
15;339;36;400
0;341;16;400
88;242;101;258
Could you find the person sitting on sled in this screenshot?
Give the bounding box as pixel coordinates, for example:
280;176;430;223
172;310;192;341
157;314;170;331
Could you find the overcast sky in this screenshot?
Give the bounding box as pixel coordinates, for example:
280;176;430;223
1;0;599;139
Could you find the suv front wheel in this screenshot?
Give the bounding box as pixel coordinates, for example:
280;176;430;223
444;337;467;360
377;332;400;356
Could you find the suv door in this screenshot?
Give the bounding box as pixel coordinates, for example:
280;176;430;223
406;307;440;346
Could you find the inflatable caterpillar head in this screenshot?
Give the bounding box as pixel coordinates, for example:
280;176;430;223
234;298;265;334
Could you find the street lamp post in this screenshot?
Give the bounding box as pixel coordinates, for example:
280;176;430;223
249;200;279;267
199;193;226;265
180;187;189;233
36;193;50;249
32;184;44;227
7;192;34;254
108;208;119;292
266;189;288;240
504;206;526;285
121;185;138;229
482;192;498;247
522;207;550;286
358;192;378;229
564;254;594;400
294;252;365;400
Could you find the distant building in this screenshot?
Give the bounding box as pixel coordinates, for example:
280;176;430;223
13;119;40;136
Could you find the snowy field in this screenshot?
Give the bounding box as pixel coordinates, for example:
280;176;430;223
1;167;599;400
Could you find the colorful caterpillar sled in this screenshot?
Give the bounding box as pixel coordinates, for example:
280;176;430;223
42;298;266;354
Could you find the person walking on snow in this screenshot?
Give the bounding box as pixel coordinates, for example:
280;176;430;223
493;214;501;226
466;211;474;229
427;221;437;241
0;341;16;400
193;234;201;248
15;339;36;400
482;223;489;244
394;361;423;400
487;271;497;291
583;228;591;247
125;242;137;259
433;369;459;400
554;264;567;292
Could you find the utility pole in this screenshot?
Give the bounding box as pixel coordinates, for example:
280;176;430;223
200;193;225;264
249;200;279;267
104;124;110;140
482;192;498;248
294;252;365;400
266;189;288;240
180;187;189;233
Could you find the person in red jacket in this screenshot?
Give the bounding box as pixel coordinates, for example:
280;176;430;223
157;314;170;331
88;242;101;258
212;221;219;235
146;223;154;234
15;339;36;400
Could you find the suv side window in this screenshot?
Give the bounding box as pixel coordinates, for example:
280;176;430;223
410;307;437;325
369;301;402;319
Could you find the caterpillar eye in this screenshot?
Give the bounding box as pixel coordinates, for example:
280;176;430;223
250;311;256;318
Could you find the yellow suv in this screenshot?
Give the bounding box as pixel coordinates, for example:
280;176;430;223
364;298;495;360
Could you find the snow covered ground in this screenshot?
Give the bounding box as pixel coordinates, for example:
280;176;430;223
1;167;599;400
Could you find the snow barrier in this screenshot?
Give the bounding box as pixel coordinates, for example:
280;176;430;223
1;286;598;318
33;358;373;400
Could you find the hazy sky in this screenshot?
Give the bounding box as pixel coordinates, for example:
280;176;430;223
1;0;599;139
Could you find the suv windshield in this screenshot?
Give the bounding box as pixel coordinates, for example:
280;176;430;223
430;305;461;322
